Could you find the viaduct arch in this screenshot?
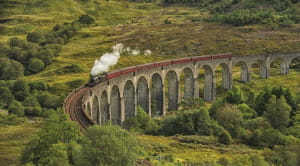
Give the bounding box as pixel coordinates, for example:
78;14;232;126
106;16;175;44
82;52;300;126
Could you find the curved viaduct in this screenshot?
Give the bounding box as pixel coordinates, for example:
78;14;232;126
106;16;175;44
76;52;300;126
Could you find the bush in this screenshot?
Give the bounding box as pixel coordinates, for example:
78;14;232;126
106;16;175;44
8;100;24;116
248;128;288;148
37;48;55;65
0;87;14;108
78;125;141;166
23;95;42;116
38;92;61;109
0;58;24;80
123;106;159;134
27;31;45;43
218;130;232;145
78;15;95;25
224;86;244;104
215;104;242;135
160;109;216;136
28;81;48;91
237;103;257;119
27;58;45;74
12;80;30;101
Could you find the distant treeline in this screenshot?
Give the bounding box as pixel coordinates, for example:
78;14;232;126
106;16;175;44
164;0;300;26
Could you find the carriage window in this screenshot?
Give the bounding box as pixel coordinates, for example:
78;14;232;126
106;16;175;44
90;91;92;96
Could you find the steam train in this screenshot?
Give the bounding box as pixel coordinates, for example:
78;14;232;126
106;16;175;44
87;53;232;87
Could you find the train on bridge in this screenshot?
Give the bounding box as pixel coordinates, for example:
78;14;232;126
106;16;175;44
88;53;232;87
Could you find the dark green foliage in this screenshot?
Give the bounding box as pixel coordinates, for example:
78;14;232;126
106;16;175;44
78;125;141;166
225;86;244;104
264;146;299;166
12;80;30;101
28;81;48;91
67;79;85;88
78;15;95;25
0;58;24;80
56;64;83;74
265;95;291;130
22;109;80;165
160;108;217;136
242;117;271;131
0;87;14;108
22;95;42;116
218;130;232;145
179;98;205;110
123;106;159;134
209;98;225;118
0;114;26;125
214;104;242;136
27;58;45;73
27;31;45;43
8;100;24;116
248;129;288;148
38;91;61;109
237;103;257;119
37;48;55;65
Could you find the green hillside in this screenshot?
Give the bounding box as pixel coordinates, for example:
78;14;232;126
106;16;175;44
0;0;300;93
1;0;300;165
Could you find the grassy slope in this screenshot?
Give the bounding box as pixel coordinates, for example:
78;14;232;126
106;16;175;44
1;0;300;165
0;123;39;166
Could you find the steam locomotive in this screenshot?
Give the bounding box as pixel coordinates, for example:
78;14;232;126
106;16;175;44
87;53;232;87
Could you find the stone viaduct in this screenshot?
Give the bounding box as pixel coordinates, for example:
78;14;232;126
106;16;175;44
81;52;300;126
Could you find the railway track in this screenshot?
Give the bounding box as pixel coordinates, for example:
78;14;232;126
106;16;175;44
64;86;93;131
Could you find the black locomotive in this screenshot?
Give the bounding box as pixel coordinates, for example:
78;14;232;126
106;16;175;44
88;73;108;87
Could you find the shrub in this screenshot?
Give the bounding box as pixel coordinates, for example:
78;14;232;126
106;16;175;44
78;15;95;25
8;100;24;116
27;58;45;74
78;125;141;166
224;86;245;104
38;92;60;109
12;80;30;101
218;130;232;145
0;87;14;108
27;31;45;43
0;58;24;80
123;106;159;134
23;95;42;116
28;81;48;91
160;109;215;136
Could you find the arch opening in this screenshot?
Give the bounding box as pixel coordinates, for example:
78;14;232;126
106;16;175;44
151;73;163;116
233;61;249;82
100;91;109;125
270;58;288;76
165;70;178;111
124;80;135;119
137;77;149;114
289;56;300;72
110;86;121;125
92;96;100;124
250;60;268;79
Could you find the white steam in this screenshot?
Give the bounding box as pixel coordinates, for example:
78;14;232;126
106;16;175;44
90;43;152;76
91;43;124;76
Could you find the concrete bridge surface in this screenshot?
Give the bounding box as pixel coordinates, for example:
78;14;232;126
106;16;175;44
80;52;300;126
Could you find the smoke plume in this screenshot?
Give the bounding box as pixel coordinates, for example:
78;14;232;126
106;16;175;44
90;43;152;76
91;43;124;76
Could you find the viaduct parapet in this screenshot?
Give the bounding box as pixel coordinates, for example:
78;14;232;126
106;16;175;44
80;52;300;126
